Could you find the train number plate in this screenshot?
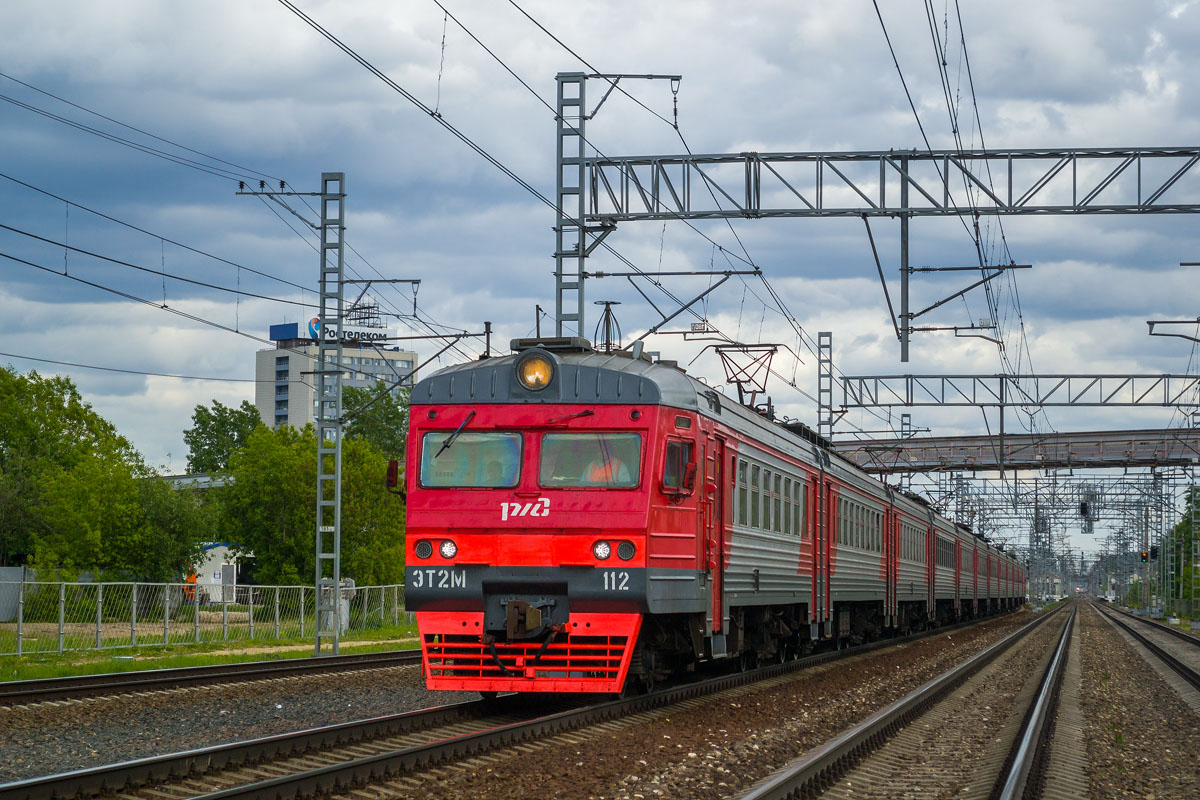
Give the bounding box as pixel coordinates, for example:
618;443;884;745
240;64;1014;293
410;568;467;589
602;570;630;591
500;498;550;521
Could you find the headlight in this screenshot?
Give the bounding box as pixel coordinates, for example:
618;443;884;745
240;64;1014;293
440;540;458;559
516;353;554;391
414;540;433;559
593;540;612;560
617;541;636;561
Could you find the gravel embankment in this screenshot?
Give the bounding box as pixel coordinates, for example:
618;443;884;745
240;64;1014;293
379;611;1034;800
1079;603;1200;799
0;664;476;783
817;610;1065;799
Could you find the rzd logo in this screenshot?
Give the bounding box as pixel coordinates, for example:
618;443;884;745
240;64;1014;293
500;498;550;521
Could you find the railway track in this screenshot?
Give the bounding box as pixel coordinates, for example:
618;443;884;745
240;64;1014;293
0;612;1019;800
736;602;1075;800
1092;600;1200;695
0;649;421;707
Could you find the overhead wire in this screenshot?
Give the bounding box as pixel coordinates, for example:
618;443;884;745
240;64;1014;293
930;1;1051;435
502;0;903;437
0;93;258;183
273;0;727;369
0;70;280;184
0;247;450;387
0;172;313;294
430;1;846;416
436;1;866;423
877;0;1053;448
0;350;281;384
0;221;319;309
0;73;482;362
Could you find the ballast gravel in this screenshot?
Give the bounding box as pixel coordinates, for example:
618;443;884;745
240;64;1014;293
0;663;476;783
1078;603;1200;799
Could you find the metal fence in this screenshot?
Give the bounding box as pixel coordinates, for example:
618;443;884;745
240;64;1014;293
0;581;410;656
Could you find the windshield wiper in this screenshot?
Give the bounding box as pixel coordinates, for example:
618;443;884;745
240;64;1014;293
435;410;477;458
546;409;595;425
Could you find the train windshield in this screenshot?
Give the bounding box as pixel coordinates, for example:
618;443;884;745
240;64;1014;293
420;432;522;487
539;433;641;488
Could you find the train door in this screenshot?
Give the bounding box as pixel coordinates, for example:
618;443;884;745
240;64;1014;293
972;546;979;615
811;470;831;638
925;513;936;621
953;540;961;616
882;490;896;628
892;513;902;623
986;553;993;612
703;435;726;635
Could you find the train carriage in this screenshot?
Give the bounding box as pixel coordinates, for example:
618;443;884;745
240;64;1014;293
404;338;1025;695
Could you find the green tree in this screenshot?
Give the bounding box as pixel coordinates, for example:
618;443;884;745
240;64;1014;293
1167;486;1198;614
183;399;261;474
0;367;205;577
221;425;405;585
1;367;132;567
343;381;409;459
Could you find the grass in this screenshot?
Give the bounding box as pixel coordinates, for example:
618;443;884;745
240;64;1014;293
0;621;419;683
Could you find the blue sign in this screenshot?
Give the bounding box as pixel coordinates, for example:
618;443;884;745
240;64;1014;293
268;322;300;341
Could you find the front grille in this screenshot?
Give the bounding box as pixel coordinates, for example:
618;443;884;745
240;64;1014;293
425;633;628;681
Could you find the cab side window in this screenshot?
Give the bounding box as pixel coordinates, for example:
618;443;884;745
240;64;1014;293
663;439;694;489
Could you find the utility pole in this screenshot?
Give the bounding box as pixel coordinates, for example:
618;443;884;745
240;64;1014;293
314;173;346;655
237;173;347;655
554;72;681;337
817;332;834;440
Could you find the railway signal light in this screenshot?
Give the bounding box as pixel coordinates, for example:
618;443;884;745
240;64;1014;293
1140;551;1149;563
1150;545;1159;560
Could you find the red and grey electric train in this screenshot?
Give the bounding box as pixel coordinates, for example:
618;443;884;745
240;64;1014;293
404;338;1026;694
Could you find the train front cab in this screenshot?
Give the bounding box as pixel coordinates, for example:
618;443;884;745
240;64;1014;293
404;344;707;694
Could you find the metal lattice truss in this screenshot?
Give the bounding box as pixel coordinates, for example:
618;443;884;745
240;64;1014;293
834;428;1200;473
947;474;1183;526
584;147;1200;221
841;374;1200;408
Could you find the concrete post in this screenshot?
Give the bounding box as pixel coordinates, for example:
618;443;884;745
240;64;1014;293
57;582;66;653
95;582;103;649
130;583;138;647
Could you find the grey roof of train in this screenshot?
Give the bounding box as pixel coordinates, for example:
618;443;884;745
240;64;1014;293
411;349;702;409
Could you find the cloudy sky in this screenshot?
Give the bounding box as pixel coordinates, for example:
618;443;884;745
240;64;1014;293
2;1;1198;555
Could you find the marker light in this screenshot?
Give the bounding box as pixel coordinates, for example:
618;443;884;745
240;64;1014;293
593;541;612;560
617;541;636;561
440;540;458;559
516;353;554;391
414;540;433;559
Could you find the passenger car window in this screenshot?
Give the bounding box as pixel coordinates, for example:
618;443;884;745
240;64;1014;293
539;432;641;488
420;432;521;487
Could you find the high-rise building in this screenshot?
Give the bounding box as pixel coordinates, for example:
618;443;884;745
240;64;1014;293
254;321;418;429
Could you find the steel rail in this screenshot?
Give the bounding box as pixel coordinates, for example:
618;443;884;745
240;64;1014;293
0;649;421;706
0;694;504;800
1;610;1023;800
1102;603;1200;647
1094;602;1200;692
735;604;1067;800
997;605;1077;800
